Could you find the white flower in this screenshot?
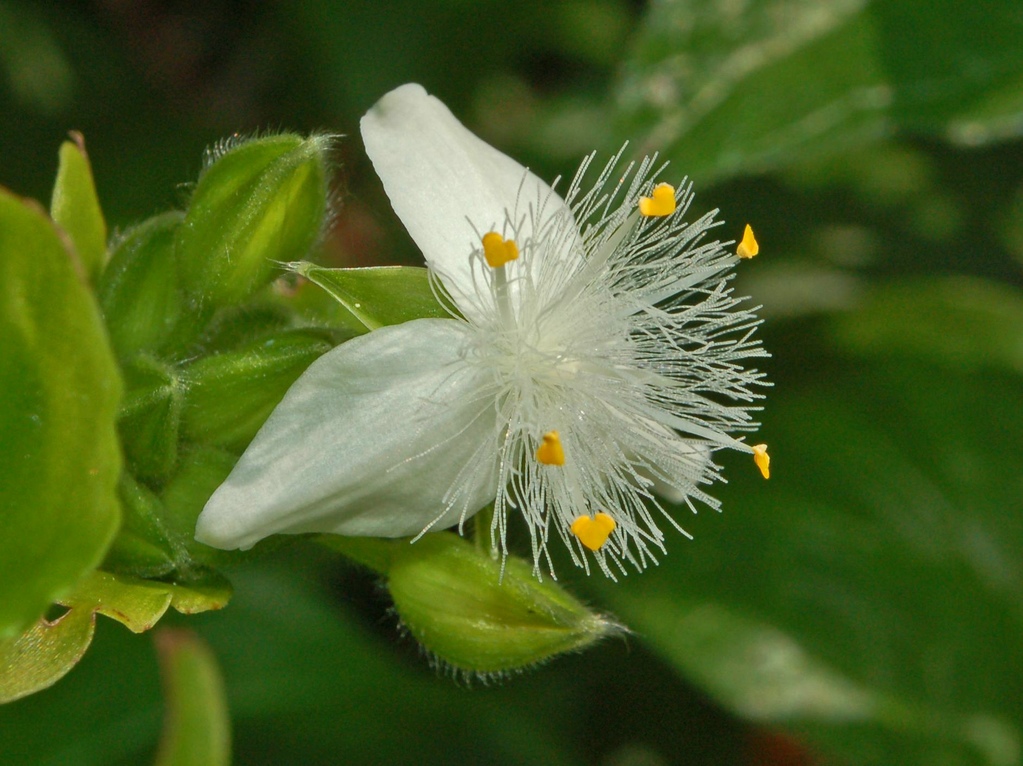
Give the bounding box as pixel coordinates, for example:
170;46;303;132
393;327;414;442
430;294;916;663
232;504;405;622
195;83;769;578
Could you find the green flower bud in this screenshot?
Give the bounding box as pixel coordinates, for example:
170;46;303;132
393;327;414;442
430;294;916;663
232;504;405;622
161;446;236;547
180;329;333;451
162;446;282;567
50;132;108;284
98;212;185;358
103;474;177;579
176;134;332;308
118;356;182;484
104;530;176;580
331;534;624;676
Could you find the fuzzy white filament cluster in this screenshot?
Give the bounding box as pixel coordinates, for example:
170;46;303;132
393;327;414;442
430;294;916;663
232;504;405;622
195;83;768;578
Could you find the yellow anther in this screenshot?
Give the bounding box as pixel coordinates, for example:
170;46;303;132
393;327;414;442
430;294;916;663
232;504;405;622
536;430;565;466
482;231;519;268
638;183;676;217
737;224;759;259
570;512;617;551
752;443;770;479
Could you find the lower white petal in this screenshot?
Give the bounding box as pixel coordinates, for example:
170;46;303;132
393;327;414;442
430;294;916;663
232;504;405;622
195;319;498;550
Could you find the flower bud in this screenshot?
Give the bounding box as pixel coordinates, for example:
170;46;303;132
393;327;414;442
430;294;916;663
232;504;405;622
180;329;333;451
176;134;332;308
98;212;185;358
383;534;623;675
118;357;182;484
163;446;282;567
50;132;107;283
103;474;177;579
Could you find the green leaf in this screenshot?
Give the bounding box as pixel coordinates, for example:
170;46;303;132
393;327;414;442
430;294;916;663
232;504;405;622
60;569;232;632
0;564;589;765
596;319;1023;764
0;569;230;704
872;1;1023;144
49;132;107;282
289;262;451;331
603;592;1018;765
616;0;1023;183
176;134;332;308
153;630;231;766
832;277;1023;375
0;607;95;704
0;189;122;640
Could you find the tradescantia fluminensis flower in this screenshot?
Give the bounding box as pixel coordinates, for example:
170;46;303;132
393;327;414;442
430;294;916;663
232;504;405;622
195;83;770;578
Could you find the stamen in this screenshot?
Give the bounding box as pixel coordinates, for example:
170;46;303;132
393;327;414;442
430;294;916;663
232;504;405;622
482;231;519;268
737;224;759;259
570;512;616;551
752;444;770;479
536;431;565;466
638;183;676;217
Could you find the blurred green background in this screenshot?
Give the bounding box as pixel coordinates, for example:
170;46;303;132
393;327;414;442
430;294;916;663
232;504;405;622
2;0;1022;764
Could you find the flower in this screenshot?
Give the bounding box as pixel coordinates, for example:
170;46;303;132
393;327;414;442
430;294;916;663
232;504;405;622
195;83;769;578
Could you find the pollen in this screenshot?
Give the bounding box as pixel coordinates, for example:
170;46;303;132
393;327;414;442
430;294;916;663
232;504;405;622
536;430;565;466
752;443;770;479
570;512;616;551
638;183;676;217
737;224;759;259
482;231;519;268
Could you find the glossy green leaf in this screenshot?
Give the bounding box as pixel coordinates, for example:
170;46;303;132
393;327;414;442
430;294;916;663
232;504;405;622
288;261;451;331
616;0;1023;183
50;132;107;282
154;630;231;766
0;189;122;640
176;134;332;308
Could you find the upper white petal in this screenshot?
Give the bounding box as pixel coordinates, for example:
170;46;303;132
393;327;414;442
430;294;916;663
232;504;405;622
195;319;499;550
360;83;568;314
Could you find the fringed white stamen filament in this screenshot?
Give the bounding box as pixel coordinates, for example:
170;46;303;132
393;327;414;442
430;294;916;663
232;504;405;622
436;148;769;579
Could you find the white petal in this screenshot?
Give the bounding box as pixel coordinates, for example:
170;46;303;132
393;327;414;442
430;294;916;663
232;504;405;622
195;319;499;550
360;83;567;312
